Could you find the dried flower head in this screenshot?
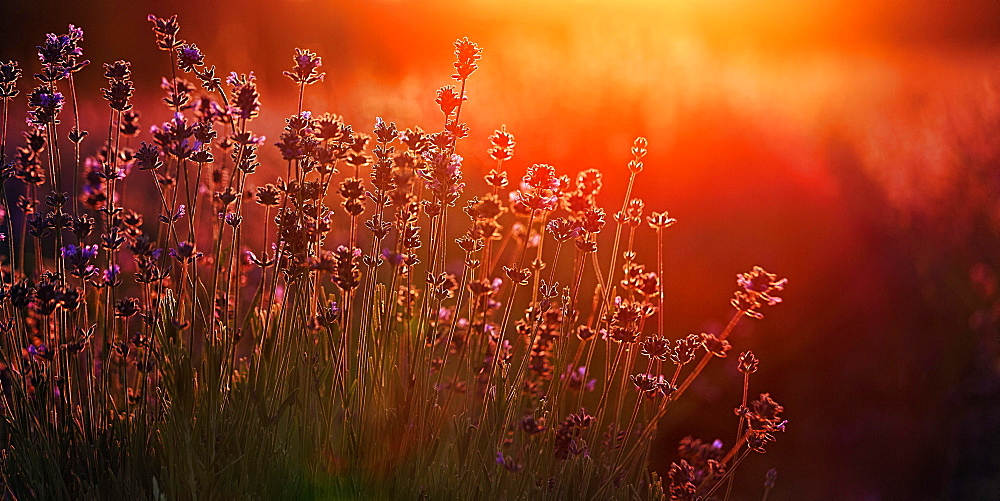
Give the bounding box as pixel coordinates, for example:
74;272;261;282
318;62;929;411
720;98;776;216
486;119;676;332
135;142;162;171
667;460;696;499
745;393;787;452
373;117;398;144
738;266;787;303
732;266;787;319
699;332;732;357
627;136;648;173
647;211;677;229
521;415;547;435
484;169;508;188
103;60;131;81
670;334;701;366
169;240;201;263
120;110;141;136
580;208;607;234
640;335;672;361
631;373;674;397
553;409;593;460
738;351;759;374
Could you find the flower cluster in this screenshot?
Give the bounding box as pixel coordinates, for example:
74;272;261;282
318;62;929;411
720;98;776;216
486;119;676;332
35;24;89;82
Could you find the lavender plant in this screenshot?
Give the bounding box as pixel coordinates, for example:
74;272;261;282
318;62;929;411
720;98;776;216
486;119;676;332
0;16;788;500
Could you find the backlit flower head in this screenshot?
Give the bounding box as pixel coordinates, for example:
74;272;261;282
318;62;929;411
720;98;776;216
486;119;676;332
452;37;482;81
489;125;515;161
732;266;787;319
284;48;324;85
0;61;22;99
148;15;182;51
27;86;64;125
36;25;88;79
176;43;204;72
227;72;261;121
435;85;465;118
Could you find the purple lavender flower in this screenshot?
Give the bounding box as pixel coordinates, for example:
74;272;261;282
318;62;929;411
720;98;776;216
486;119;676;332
27;87;64;125
27;342;51;360
224;213;242;227
283;48;324;85
320;302;341;326
514;164;563;212
59;241;87;258
61;244;99;279
103;60;131;81
169;240;201;263
103;265;121;287
418;151;465;206
563;366;596;392
227;72;261;121
152;113;199;160
495;451;523;472
176;43;204;72
148;15;182;51
0;61;21;85
0;61;21;99
36;25;88;79
135;142;162;171
114;298;140;317
102;61;134;112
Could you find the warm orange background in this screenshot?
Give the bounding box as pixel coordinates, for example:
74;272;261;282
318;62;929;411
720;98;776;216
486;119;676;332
2;0;999;497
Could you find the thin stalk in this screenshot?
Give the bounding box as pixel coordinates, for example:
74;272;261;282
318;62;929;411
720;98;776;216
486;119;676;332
702;445;753;499
67;75;81;213
723;372;752;501
656;227;664;337
483;210;536;403
592;171;637;327
673;311;742;401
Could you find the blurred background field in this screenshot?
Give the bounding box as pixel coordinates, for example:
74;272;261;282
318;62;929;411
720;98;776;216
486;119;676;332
2;0;998;498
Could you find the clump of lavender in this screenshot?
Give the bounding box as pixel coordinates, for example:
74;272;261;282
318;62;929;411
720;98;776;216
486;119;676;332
0;15;790;501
